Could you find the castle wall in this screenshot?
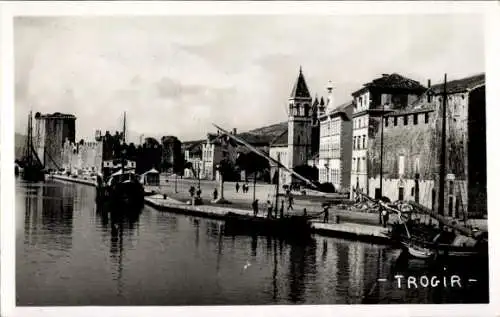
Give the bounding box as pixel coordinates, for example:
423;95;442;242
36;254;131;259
62;140;103;174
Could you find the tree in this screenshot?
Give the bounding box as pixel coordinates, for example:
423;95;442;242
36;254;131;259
235;151;270;181
136;137;162;174
160;136;183;175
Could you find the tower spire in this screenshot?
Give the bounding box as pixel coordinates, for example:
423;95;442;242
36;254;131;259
290;66;311;99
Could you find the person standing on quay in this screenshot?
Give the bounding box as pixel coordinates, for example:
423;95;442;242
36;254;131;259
382;208;389;228
267;200;273;218
213;187;218;200
323;204;330;223
287;195;294;211
236;182;240;193
252;199;259;216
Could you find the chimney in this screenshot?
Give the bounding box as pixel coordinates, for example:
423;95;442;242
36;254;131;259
326;81;335;112
232;128;237;135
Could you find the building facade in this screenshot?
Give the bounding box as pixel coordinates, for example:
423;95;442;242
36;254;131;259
318;100;353;192
62;138;104;175
269;130;289;186
363;73;486;218
34;112;76;170
349;73;427;199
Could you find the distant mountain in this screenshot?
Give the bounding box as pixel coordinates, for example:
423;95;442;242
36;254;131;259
15;133;27;159
248;122;287;138
180;121;289;147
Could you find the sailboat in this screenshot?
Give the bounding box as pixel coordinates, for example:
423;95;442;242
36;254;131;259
21;111;45;182
374;74;488;261
96;112;144;210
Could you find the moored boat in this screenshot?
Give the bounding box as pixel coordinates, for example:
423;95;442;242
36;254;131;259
20;111;46;182
223;212;312;239
95;112;145;212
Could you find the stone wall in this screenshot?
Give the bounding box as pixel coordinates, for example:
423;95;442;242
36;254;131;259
62;140;103;174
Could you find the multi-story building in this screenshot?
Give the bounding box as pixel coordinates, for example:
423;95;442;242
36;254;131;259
349;73;427;199
316;80;353;192
429;73;486;218
34;112;76;170
318;98;353;192
183;141;203;179
201;132;224;180
364;73;486;219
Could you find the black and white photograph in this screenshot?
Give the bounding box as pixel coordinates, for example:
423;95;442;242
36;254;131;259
1;2;499;317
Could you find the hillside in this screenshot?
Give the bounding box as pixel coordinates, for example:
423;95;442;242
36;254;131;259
181;121;288;146
248;121;287;137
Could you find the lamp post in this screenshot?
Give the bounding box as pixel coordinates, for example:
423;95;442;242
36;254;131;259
198;164;201;188
253;170;257;202
216;163;224;201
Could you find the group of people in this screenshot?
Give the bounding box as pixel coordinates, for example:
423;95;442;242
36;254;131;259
188;185;202;198
251;199;285;219
235;182;250;193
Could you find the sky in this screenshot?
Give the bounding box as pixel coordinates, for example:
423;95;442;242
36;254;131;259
14;15;485;143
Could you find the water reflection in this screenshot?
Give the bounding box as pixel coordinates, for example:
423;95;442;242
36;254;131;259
16;180;489;306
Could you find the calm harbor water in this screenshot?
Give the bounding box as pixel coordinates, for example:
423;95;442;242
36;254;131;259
16;180;489;305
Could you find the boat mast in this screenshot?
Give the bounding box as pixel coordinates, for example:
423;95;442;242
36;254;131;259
379;103;384;199
121;112;126;172
438;74;447;216
275;153;280;213
27;111;33;166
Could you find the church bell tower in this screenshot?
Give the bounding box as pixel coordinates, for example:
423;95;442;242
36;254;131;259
287;67;313;184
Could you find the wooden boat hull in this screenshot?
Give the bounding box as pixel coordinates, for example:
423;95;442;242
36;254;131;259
402;241;436;259
96;182;145;212
223;212;312;239
21;166;45;182
389;223;487;260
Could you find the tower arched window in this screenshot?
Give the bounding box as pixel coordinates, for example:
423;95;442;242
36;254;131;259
304;104;310;117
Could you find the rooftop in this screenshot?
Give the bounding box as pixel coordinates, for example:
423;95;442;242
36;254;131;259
270;129;288;147
35;112;76;119
319;101;353;120
353;73;426;96
430;73;485;95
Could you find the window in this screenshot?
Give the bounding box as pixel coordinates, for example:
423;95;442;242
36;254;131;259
403;115;408;125
413;114;418;125
384;117;388;127
394;117;398;126
425;113;429;123
449;181;454;195
357;158;360;172
353;137;356;150
398;155;405;176
362;135;366;149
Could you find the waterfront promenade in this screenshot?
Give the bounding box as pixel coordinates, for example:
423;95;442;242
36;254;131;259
49;173;393;243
